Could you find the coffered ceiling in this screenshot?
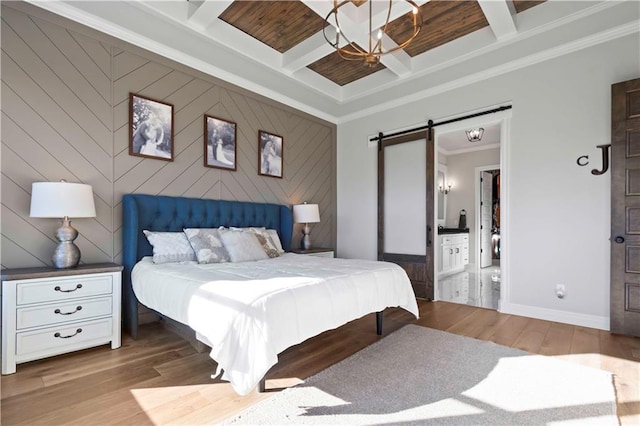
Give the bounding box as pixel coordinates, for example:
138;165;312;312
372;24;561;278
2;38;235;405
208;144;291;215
25;0;640;123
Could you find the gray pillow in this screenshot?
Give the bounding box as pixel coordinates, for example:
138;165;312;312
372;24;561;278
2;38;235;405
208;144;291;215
183;227;231;264
142;230;196;264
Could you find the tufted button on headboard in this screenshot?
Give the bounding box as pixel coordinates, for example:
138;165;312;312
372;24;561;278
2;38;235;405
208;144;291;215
121;194;293;339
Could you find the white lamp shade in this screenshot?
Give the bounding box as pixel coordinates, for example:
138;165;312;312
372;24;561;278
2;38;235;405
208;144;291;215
30;182;96;218
293;203;320;224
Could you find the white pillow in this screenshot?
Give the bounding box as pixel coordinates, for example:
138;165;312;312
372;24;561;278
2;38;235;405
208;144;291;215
142;230;196;264
219;229;269;262
183;227;231;264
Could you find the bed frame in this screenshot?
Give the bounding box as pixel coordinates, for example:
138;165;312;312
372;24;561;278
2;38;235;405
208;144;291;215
121;194;293;339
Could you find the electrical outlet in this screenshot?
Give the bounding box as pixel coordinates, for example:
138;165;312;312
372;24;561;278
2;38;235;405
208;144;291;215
556;284;566;299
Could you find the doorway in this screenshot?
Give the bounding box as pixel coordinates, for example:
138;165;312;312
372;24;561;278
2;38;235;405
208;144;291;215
433;110;511;311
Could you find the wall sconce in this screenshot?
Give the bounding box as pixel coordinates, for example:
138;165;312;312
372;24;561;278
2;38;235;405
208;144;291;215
438;183;452;195
466;128;484;142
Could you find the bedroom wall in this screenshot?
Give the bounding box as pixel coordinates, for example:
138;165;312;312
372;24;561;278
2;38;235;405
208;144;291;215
337;33;640;329
0;2;337;269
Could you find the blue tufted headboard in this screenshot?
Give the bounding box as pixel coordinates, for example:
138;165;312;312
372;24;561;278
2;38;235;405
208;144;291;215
122;194;293;339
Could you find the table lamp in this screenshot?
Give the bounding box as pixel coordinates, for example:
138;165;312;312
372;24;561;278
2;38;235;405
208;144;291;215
293;202;320;250
30;181;96;268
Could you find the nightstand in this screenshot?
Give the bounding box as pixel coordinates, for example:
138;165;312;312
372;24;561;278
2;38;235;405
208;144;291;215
291;247;335;258
1;263;123;374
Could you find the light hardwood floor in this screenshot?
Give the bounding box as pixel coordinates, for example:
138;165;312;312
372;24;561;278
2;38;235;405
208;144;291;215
1;300;638;425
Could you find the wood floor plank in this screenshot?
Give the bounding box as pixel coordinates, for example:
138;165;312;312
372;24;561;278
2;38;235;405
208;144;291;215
512;318;551;353
1;300;636;425
1;351;180;424
538;321;574;356
487;313;530;347
445;307;504;339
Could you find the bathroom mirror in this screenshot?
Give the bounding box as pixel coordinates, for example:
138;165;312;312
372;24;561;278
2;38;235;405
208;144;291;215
437;166;446;225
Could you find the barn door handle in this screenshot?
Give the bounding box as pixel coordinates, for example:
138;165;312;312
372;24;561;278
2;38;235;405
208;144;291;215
614;236;625;244
427;226;432;247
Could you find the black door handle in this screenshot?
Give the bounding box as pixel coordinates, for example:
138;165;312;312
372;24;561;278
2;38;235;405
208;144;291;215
614;236;625;244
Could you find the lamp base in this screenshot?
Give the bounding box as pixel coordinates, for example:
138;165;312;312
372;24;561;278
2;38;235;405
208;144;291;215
52;217;81;269
301;223;312;250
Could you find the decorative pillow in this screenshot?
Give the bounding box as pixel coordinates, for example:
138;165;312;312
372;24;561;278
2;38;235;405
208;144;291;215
183;228;230;264
219;229;269;262
142;230;196;264
230;227;283;256
243;227;281;257
266;229;285;253
253;232;281;258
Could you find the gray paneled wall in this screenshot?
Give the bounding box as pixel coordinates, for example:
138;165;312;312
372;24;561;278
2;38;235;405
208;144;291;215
0;3;336;269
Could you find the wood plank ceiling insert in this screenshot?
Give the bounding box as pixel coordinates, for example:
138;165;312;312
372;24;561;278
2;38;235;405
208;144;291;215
218;0;326;53
217;0;547;86
386;0;489;57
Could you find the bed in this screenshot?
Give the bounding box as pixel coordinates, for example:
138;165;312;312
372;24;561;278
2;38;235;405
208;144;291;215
122;194;419;395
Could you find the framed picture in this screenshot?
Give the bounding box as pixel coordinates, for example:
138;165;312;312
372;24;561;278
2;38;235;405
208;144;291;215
129;93;174;161
258;130;283;178
204;115;237;170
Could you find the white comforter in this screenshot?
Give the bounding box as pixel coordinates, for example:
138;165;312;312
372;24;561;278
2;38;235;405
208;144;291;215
132;253;419;395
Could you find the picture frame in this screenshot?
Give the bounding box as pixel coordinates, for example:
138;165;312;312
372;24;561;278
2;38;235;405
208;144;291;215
129;93;174;161
204;115;237;171
258;130;283;178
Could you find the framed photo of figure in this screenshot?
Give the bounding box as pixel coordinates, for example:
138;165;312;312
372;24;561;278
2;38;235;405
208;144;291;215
204;115;237;171
258;130;283;178
129;93;174;161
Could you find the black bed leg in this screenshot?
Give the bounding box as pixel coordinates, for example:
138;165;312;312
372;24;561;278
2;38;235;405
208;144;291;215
376;311;383;336
258;377;266;393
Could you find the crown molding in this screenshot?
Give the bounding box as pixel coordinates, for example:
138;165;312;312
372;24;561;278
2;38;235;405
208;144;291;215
337;20;639;124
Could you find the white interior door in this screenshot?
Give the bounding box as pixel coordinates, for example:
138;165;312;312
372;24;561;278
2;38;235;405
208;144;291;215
480;171;493;268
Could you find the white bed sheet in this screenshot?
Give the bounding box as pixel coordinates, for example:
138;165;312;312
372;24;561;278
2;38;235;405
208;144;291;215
132;253;419;395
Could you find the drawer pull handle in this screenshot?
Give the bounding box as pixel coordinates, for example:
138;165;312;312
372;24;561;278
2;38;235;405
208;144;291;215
54;284;83;293
54;328;82;339
54;306;83;315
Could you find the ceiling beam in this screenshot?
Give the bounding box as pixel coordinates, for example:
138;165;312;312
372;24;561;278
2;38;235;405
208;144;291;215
478;0;517;40
283;31;336;73
188;0;233;30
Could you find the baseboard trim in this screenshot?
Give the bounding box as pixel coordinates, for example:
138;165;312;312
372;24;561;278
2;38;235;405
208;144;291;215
499;302;609;330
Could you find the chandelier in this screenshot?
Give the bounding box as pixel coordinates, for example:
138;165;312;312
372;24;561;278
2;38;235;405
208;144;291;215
323;0;423;67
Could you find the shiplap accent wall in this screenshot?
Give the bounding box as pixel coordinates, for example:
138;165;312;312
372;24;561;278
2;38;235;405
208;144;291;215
1;3;336;269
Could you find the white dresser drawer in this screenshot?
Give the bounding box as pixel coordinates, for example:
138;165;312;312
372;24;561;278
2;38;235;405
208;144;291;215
16;296;113;330
16;318;113;361
16;275;112;305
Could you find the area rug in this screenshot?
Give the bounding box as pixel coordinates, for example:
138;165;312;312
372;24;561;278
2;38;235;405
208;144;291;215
224;325;617;425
